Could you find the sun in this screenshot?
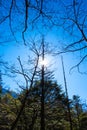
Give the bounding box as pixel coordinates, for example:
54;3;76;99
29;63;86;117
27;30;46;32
39;58;48;66
39;55;53;67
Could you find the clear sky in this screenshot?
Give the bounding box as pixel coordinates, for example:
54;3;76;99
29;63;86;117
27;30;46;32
0;34;87;101
0;0;87;102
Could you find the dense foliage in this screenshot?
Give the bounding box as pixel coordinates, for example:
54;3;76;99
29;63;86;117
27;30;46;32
0;80;87;130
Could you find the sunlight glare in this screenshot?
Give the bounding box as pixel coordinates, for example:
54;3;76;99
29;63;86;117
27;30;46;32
39;58;48;66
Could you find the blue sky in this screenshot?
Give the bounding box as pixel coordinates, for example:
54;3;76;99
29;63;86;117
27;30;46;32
0;0;87;101
0;34;87;101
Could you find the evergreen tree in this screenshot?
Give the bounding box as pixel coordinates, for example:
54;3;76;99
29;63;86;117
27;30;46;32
18;79;66;130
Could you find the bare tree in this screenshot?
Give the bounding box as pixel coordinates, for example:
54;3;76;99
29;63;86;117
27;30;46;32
2;36;54;130
57;0;87;73
10;50;40;130
1;0;87;71
1;38;41;129
61;56;73;130
0;0;60;45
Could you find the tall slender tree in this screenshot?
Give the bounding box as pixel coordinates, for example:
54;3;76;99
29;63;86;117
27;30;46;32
40;37;45;130
61;56;73;130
